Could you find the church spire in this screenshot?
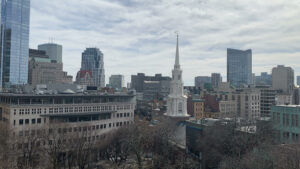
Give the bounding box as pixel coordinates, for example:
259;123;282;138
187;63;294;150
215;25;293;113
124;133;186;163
175;33;180;69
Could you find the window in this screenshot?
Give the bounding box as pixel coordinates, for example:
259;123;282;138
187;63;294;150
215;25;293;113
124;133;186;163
31;130;36;136
37;118;41;124
32;119;36;124
277;113;280;123
19;131;23;136
19;119;24;125
178;103;183;113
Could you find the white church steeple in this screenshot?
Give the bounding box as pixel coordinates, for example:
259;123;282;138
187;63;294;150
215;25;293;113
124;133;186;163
165;34;189;117
175;34;180;69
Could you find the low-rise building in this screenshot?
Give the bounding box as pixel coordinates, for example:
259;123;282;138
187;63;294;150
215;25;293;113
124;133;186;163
219;100;237;118
276;94;293;105
187;98;205;120
271;105;300;144
0;90;136;150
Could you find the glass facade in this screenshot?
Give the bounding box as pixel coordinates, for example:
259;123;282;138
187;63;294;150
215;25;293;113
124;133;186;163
81;48;105;87
227;48;252;88
0;0;30;88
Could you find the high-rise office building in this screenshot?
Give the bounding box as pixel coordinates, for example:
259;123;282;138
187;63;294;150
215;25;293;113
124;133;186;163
131;73;171;92
272;65;294;95
195;76;211;88
211;73;222;88
0;0;30;88
255;72;272;86
76;48;105;87
297;76;300;86
227;48;252;88
38;43;63;63
28;49;73;86
109;75;124;89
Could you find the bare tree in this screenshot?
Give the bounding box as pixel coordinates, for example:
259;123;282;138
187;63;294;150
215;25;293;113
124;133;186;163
100;128;130;166
41;124;69;169
0;123;11;169
15;127;44;169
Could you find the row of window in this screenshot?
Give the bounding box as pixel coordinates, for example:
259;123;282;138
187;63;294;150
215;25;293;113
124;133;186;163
15;118;44;126
282;132;299;141
116;112;132;118
273;112;299;127
14;104;133;115
17;121;132;137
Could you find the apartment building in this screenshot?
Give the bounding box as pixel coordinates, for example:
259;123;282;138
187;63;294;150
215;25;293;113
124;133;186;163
238;88;261;121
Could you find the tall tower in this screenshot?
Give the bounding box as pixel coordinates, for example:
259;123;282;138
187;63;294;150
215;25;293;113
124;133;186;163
76;48;105;87
0;0;31;88
165;34;189;117
227;48;252;88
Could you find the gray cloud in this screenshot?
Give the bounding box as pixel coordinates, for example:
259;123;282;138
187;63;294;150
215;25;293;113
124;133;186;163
30;0;300;85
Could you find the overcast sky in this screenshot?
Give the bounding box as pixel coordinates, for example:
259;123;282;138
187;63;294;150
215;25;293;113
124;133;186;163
30;0;300;86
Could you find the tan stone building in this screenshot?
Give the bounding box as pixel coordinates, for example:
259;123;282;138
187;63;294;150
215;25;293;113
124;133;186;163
193;99;205;120
219;100;238;118
28;49;73;87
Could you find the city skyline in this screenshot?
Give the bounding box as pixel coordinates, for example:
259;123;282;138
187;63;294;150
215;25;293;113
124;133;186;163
30;0;300;85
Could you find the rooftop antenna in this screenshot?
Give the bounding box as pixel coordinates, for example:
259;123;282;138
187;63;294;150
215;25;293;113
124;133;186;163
175;31;179;37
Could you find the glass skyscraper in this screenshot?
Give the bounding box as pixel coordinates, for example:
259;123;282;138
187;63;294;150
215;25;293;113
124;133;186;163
227;48;252;88
0;0;30;88
80;48;105;87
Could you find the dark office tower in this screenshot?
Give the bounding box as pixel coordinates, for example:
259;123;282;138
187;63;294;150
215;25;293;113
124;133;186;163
211;73;222;88
227;48;252;88
0;0;30;89
76;48;105;87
